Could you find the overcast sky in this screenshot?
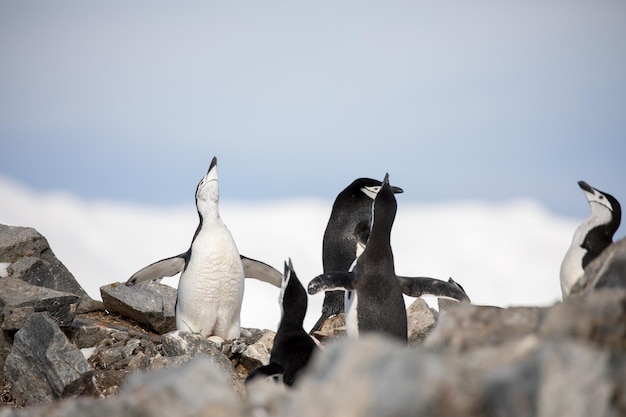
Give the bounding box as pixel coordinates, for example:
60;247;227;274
1;1;625;218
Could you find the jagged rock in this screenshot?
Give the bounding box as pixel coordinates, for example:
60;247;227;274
311;313;346;342
238;329;275;371
100;281;176;334
572;237;626;295
406;298;438;346
0;225;90;299
0;356;244;417
0;277;79;330
3;313;95;406
159;330;245;397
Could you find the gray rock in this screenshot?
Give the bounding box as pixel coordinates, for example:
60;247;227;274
424;302;546;352
0;277;79;330
100;281;176;334
0;224;89;298
0;356;244;417
482;339;626;417
573;237;626;295
406;298;438;346
159;330;245;397
284;335;481;417
3;313;95;406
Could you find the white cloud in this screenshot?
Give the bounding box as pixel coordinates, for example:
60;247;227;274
0;176;577;331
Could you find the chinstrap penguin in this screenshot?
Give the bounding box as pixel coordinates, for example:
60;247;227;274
311;178;403;333
126;157;279;339
560;180;621;298
309;174;408;341
246;259;317;386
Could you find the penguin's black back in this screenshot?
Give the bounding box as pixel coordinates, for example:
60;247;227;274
355;176;407;341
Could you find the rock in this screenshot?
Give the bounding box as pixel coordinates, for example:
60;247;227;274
3;313;95;406
0;277;79;331
0;225;89;299
159;330;245;397
572;237;626;295
284;335;480;417
100;281;176;334
424;303;545;352
482;339;626;417
0;356;244;417
406;298;438;346
239;329;275;371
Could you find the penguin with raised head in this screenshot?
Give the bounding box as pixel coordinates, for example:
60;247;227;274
311;178;404;333
126;157;280;339
246;259;317;386
560;180;621;298
309;174;408;341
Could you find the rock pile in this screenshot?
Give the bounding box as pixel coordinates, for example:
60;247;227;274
0;223;625;417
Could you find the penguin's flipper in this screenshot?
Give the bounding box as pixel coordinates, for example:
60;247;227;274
241;255;282;287
307;272;356;295
396;275;470;302
126;252;188;286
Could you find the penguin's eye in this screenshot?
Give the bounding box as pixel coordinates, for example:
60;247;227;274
599;195;605;200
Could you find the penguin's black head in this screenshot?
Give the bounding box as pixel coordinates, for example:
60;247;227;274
578;180;621;235
343;178;403;201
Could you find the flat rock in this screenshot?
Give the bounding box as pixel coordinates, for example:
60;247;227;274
424;303;546;352
3;313;95;406
100;281;176;334
0;277;79;330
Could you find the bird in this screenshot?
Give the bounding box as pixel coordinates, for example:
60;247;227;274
311;177;403;333
560;180;621;298
246;259;317;387
126;157;281;339
309;174;408;341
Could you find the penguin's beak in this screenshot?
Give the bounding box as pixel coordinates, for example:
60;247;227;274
391;186;403;194
578;181;595;195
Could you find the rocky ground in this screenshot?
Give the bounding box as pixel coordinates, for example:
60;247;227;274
0;223;625;417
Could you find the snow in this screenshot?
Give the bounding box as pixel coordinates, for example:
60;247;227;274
0;176;578;331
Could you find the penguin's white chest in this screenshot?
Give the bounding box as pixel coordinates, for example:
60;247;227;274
560;221;592;297
176;220;245;338
344;290;359;338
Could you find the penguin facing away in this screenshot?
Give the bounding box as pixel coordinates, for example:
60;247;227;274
246;259;317;387
560;180;621;298
126;157;280;339
311;178;404;333
309;174;408;341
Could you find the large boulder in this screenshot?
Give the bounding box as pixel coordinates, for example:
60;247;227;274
3;313;95;406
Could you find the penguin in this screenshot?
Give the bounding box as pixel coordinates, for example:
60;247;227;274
560;180;621;298
309;174;408;341
246;259;317;386
126;157;279;339
310;178;404;333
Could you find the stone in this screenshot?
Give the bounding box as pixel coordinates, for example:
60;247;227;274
284;335;481;417
0;356;244;417
572;237;626;295
100;281;176;334
406;297;438;346
424;302;545;352
0;224;89;298
3;313;95;406
0;277;79;330
159;330;245;397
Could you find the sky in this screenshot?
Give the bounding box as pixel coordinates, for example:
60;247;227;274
0;2;625;331
0;1;625;219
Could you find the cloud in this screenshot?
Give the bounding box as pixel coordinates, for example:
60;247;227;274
0;176;577;331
